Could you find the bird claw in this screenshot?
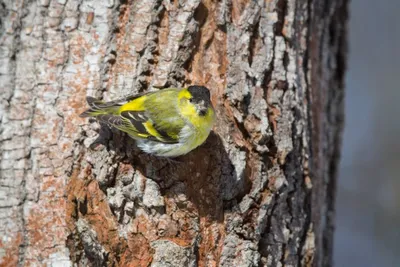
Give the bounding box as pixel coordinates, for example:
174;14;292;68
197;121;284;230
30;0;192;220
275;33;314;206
89;123;113;150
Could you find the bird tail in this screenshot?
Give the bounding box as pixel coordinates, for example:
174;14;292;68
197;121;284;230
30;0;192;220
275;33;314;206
79;96;120;118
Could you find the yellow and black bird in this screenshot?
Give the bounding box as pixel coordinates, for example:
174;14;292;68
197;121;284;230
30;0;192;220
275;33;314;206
80;86;215;157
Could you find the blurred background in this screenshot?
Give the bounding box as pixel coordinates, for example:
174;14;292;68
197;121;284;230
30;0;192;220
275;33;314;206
333;0;400;266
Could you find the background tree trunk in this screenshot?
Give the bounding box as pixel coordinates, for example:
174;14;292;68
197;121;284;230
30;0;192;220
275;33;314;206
0;0;347;266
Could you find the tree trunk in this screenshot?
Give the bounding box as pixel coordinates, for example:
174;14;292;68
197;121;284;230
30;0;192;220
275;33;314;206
0;0;347;266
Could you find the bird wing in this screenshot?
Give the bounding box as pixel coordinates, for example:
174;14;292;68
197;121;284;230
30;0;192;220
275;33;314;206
119;110;179;143
80;89;185;143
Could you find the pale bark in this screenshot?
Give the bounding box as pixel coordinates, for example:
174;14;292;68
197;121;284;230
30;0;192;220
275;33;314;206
0;0;347;266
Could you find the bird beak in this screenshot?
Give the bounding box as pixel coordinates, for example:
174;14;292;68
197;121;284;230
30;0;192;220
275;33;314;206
197;100;208;116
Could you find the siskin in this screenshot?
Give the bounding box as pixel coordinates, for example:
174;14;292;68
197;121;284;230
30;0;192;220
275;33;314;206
80;86;215;157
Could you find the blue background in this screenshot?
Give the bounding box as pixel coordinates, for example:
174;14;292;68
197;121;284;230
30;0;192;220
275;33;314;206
334;0;400;266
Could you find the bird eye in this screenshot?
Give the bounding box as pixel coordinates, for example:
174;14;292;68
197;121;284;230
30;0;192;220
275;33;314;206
189;98;193;103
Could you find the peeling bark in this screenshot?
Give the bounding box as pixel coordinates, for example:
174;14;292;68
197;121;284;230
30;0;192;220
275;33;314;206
0;0;347;266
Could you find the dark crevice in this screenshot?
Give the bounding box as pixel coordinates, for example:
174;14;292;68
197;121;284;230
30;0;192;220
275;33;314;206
274;0;288;36
242;92;251;116
282;50;290;74
182;2;209;72
152;6;165;69
79;196;88;216
328;19;336;47
233;116;251;140
66;232;84;264
332;1;348;84
266;137;278;159
112;26;120;34
248;17;261;67
276;79;288;91
287;111;313;266
258;192;279;257
117;199;127;224
322;0;332;18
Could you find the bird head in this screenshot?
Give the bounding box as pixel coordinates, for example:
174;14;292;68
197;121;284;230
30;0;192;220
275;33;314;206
186;86;212;116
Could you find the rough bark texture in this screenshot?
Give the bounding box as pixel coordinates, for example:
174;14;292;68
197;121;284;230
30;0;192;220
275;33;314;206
0;0;347;266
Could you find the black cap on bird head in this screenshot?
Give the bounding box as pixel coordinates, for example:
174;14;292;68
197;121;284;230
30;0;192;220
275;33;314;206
187;86;212;116
188;86;211;103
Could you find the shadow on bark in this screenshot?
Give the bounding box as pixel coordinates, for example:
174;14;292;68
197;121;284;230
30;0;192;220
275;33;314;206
90;122;247;223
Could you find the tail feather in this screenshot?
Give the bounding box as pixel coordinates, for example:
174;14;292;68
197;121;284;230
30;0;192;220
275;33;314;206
86;96;99;107
79;109;97;118
80;96;119;118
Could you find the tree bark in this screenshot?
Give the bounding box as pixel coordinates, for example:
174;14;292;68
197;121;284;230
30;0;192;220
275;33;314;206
0;0;347;266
